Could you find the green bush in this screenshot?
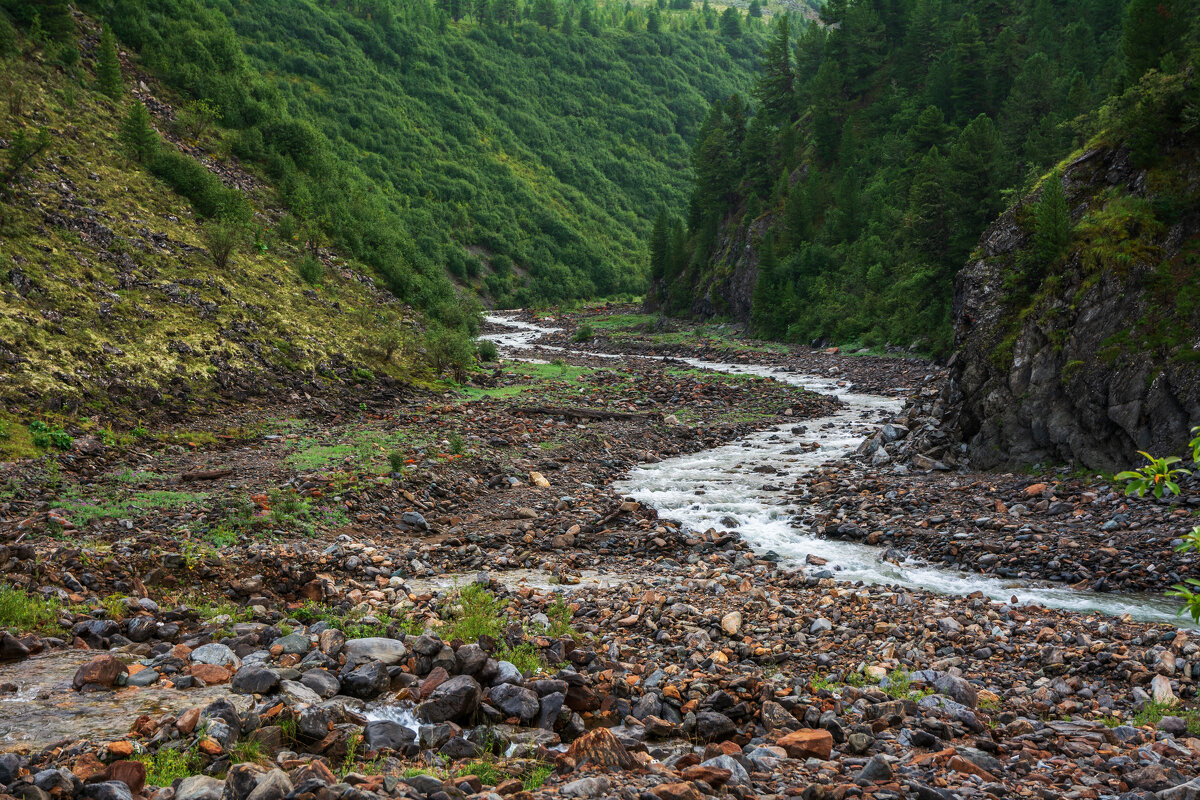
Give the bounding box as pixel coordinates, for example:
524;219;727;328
29;420;72;450
298;255;323;285
573;324;594;342
476;339;499;362
423;325;475;381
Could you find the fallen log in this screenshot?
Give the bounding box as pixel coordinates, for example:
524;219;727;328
510;405;659;421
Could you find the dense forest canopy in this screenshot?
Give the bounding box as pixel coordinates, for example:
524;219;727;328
1;0;771;327
651;0;1198;355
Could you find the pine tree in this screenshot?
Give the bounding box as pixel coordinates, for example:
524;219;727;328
119;101;159;163
96;26;123;100
748;0;762;18
647;10;661;34
1122;0;1186;82
719;7;741;38
1033;171;1071;265
754;17;793;123
949;14;987;123
649;209;670;282
533;0;559;30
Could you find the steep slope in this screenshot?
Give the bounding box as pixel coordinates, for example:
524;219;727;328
651;0;1131;355
0;16;428;454
951;66;1200;470
94;0;766;310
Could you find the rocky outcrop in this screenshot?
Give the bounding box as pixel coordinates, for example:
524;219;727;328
950;144;1200;471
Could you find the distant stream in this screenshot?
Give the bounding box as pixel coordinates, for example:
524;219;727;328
483;313;1186;625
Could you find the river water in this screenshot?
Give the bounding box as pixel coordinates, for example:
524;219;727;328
482;314;1184;625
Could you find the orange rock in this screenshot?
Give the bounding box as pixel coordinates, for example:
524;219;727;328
72;753;106;781
563;727;636;770
777;728;833;760
680;765;732;788
104;760;147;794
106;741;135;758
663;685;681;701
948;754;996;781
1024;483;1048;497
197;737;224;756
171;644;192;660
651;782;703;800
176;707;202;735
189;664;231;684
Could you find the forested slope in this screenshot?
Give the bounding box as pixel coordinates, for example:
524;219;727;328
85;0;765;314
651;0;1158;355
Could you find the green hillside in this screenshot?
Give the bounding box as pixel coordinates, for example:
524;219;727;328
84;0;765;314
651;0;1157;355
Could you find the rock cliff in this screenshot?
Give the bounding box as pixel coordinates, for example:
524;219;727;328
951;140;1200;470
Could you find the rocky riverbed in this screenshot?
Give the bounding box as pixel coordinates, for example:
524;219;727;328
1;309;1199;800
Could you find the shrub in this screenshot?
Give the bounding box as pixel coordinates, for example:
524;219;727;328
387;451;406;473
298;255;323;285
201;220;242;269
423;325;475;381
476;339;499;362
29;420;72;450
573;323;594;342
0;585;62;633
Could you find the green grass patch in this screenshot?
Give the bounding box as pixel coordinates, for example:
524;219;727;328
137;746;201;787
52;490;207;528
0;585;63;634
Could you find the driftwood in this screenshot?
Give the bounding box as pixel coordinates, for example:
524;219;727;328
180;468;233;481
510;405;659;421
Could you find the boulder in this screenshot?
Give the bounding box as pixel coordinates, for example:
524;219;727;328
72;655;127;691
415;674;482;723
777;728;834;760
342;638;407;665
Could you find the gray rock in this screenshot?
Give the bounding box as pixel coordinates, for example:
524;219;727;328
401;511;428;530
1159;776;1200;800
695;711;735;742
299;669;340;699
415;674;482;723
810;618;832;633
280;680;323;707
559;778;610;799
364;720;417;751
701;755;749;786
273;633;310;655
856;754;893;783
936;617;962;634
174;776;225;800
455;643;487;674
342;638;407;665
341;661;390;699
0;753;21;785
933;674;978;708
488;683;540;721
82;783;133;800
231;666;279;695
401;775;443;795
190;643;240;669
245;770;291;800
494;660;523;685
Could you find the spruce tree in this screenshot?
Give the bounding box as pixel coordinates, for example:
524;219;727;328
1033;171;1071;265
754;17;793;123
119;101;159;163
97;26;123;100
719;7;741;38
533;0;559;30
1122;0;1186;82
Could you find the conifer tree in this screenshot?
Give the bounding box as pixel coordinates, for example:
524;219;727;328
754;17;793;123
1033;171;1071;265
96;26;123;100
119;101;159;163
719;7;741;38
533;0;559;30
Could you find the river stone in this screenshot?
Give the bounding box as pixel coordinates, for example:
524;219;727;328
124;618;156;643
720;611;742;636
280;679;323;707
224;763;268;800
455;643;487;674
342;637;407;665
364;720;417;751
559;778;610;799
695;711;735;742
415;675;482;723
128;668;160;687
933;674;978;708
1159;776;1200;800
401;775;443;795
174;776;224;800
0;752;22;785
273;633;310;655
0;632;29;662
700;755;749;787
81;783;132;800
245;770;291;800
231;665;279;695
299;669;340;699
494;660;523;685
342;661;390;699
72;654;127;691
856;754;893;783
488;683;539;721
191;643;240;669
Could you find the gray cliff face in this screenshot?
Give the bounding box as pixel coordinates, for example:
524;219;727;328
685;213;775;324
950;146;1200;471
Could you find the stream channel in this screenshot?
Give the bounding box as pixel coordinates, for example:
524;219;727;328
482;313;1185;627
